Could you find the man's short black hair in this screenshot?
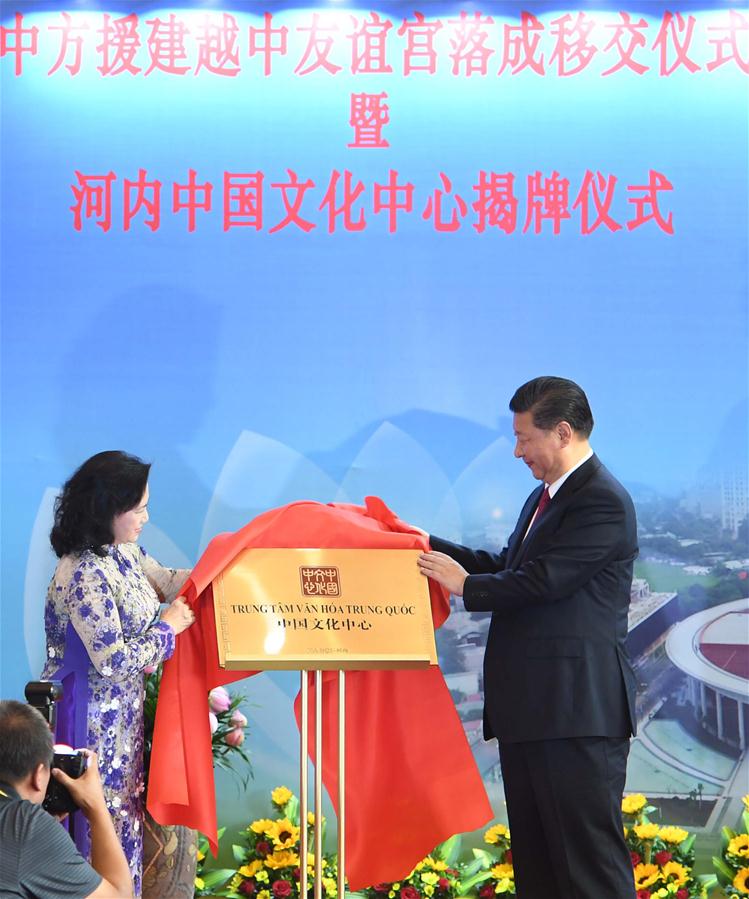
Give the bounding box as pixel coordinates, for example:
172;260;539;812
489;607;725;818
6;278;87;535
0;700;54;784
510;376;594;437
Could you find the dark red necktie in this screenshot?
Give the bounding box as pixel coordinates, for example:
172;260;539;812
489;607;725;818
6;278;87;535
536;486;551;518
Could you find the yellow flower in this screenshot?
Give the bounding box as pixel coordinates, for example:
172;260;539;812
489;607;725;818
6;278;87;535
229;874;243;892
424;888;434;897
271;785;293;806
265;849;300;870
431;861;448;872
634;823;660;841
256;870;269;884
308;811;317;826
659;826;689;845
266;818;300;849
622;794;648;815
634;863;660;890
734;867;749;895
195;876;205;890
197;849;205;862
250;818;277;835
485;823;510;845
729;835;749;858
258;891;271;899
239;861;264;877
421;872;439;886
491;864;514;879
742;796;749;813
661;861;688;886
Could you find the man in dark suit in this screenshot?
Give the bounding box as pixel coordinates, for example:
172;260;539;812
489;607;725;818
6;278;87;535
418;376;637;899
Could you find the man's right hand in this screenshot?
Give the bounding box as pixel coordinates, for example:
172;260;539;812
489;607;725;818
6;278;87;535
53;749;135;898
51;749;107;819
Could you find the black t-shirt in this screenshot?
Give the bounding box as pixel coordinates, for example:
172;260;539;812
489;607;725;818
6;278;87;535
0;783;102;899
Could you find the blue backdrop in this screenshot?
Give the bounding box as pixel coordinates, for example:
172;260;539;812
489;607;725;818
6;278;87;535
2;0;747;863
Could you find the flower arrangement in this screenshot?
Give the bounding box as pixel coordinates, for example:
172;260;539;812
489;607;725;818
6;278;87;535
712;794;749;898
621;793;707;899
457;824;515;897
223;786;338;898
207;686;252;780
195;827;236;897
362;836;462;899
143;668;251;792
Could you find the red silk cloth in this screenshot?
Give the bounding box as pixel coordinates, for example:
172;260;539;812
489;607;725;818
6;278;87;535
147;497;492;889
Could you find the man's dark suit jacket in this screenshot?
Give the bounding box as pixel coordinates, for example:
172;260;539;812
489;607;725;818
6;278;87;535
431;454;638;744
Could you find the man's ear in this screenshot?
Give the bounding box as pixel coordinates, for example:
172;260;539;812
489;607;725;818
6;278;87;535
29;762;50;796
557;421;573;447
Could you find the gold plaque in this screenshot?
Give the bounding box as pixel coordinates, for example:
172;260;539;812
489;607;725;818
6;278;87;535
212;548;437;670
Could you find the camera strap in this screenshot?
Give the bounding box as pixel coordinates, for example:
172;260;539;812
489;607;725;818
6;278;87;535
0;782;20;803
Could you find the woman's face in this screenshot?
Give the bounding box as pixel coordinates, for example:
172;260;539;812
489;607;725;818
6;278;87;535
111;485;149;545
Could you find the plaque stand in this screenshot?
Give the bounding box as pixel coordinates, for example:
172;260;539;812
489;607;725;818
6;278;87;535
211;547;438;895
298;670;345;899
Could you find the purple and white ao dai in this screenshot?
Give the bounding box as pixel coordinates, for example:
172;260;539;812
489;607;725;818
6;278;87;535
42;543;190;897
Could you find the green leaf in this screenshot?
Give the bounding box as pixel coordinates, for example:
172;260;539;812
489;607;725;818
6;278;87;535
681;833;696;853
286;795;300;826
201;869;237;889
232;844;246;864
712;855;736;886
697;873;718;894
721;826;737;851
216;827;226;841
460;857;487;878
471;848;498;865
458;872;492;893
433;833;462;865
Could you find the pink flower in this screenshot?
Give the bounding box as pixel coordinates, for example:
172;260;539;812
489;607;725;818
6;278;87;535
208;686;231;713
208;712;218;734
143;665;157;675
225;727;244;747
231;709;248;728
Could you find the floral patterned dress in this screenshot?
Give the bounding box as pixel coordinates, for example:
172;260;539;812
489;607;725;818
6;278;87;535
41;543;190;898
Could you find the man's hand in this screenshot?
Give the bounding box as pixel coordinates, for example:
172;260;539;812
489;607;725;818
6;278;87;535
53;749;134;898
418;551;468;596
51;749;107;819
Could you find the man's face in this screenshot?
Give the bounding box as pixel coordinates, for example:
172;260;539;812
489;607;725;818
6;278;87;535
512;411;565;484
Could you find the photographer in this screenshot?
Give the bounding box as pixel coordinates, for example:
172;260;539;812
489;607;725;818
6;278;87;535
0;700;133;898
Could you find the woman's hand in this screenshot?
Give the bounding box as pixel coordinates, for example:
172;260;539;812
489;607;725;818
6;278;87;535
160;597;196;635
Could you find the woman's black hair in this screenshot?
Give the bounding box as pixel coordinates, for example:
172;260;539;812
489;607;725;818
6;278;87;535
50;451;151;557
